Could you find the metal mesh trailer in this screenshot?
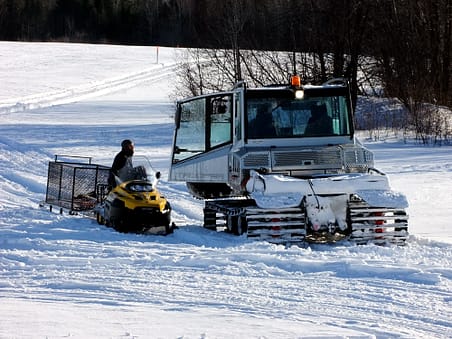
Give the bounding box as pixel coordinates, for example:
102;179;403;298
44;155;110;213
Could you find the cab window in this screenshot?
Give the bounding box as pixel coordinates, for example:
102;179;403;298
246;94;351;138
172;94;232;163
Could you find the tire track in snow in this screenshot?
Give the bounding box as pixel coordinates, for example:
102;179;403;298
0;63;179;115
0;137;50;208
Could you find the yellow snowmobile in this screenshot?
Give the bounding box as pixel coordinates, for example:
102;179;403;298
96;156;174;235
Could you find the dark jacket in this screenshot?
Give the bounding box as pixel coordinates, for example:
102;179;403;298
108;151;133;187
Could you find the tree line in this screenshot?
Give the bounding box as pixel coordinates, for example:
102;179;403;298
1;0;451;143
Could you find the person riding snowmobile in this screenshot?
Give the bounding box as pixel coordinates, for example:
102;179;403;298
108;139;136;188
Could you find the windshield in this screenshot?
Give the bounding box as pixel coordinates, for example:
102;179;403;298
246;94;351;138
116;155;160;185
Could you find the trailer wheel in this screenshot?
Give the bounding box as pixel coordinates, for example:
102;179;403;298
96;212;105;225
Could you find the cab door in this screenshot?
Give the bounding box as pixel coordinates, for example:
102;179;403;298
170;92;233;183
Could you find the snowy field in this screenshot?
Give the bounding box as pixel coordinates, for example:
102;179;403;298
0;42;451;338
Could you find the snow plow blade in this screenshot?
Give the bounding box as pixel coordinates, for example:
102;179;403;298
240;170;409;245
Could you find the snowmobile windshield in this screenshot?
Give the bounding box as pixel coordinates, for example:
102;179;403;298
246;88;352;139
124;155;160;184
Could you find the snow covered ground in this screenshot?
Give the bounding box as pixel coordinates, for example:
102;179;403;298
0;42;451;338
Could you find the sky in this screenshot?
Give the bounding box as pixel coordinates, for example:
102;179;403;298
0;42;451;339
